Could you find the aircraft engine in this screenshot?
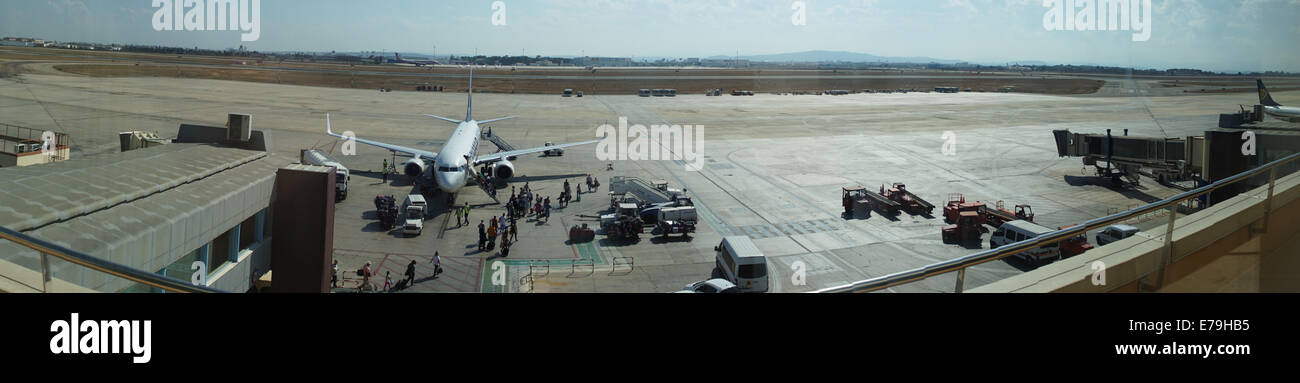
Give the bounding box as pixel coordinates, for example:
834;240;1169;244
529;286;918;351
403;158;428;178
493;160;515;180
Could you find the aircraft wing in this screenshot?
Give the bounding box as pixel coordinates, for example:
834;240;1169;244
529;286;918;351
326;114;438;160
473;138;602;166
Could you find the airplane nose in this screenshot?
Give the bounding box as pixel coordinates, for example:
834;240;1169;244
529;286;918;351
436;172;465;194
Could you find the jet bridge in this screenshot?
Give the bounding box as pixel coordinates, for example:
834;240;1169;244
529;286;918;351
1053;129;1206;186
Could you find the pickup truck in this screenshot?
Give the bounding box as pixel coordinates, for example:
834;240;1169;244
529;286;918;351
542;142;564;157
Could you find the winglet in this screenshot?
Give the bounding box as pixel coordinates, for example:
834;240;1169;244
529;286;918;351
325;113;335;136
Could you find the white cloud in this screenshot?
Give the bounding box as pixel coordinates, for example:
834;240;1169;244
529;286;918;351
945;0;980;15
47;0;90;15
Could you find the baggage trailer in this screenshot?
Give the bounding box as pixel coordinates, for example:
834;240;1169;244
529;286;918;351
864;189;900;215
981;201;1034;227
882;183;933;215
841;187;873;218
373;195;399;229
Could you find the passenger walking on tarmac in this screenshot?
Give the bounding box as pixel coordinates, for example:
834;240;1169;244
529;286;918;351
431;252;443;277
331;259;339;288
510;221;518;241
360;261;374;292
405;260;417;286
477;220;486;251
501;235;510;258
487;223;498;247
384;271;393;292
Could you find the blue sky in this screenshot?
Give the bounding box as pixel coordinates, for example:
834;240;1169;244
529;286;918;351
2;0;1298;72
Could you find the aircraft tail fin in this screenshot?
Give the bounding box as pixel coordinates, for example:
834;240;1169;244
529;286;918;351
1259;79;1282;107
466;67;474;121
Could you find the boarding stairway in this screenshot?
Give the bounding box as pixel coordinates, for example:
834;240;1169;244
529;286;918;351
467;167;500;204
609;176;674;205
482;130;516;153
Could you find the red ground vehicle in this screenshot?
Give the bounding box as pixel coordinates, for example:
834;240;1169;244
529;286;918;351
842;187;873;218
943;194;987;224
943;211;986;244
1058;225;1095;257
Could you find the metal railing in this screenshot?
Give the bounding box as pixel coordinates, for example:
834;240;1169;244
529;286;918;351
816;151;1300;293
0;226;222;293
529;260;551;278
611;257;634;273
569;259;595;276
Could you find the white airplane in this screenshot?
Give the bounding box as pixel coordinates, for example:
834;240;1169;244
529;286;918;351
326;68;600;196
391;53;438;67
1258;79;1300;122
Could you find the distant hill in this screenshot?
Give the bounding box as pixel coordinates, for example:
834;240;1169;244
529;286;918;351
707;50;962;64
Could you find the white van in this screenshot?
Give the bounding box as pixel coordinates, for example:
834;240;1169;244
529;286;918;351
990;220;1060;266
714;236;768;293
402;194;427;236
1096;224;1140;246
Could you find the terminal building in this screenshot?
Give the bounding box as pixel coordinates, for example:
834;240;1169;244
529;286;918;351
0;115;337;293
572;56;632;67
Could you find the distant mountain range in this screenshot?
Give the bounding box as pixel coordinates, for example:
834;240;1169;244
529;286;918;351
706;50;964;64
